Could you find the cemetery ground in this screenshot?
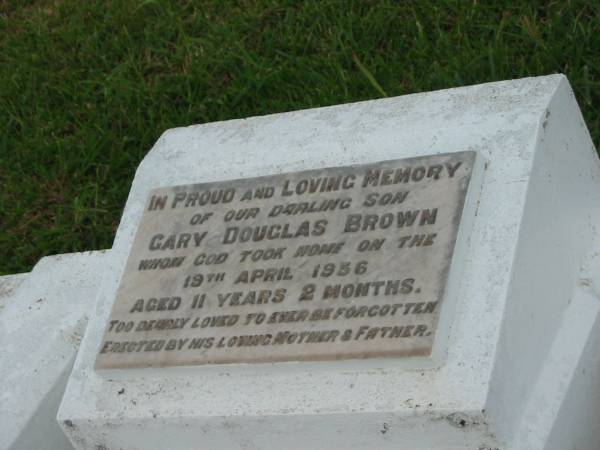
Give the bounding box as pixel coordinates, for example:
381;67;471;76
0;0;598;275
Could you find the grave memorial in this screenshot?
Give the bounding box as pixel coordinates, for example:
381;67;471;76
58;75;600;450
96;152;475;369
1;75;597;450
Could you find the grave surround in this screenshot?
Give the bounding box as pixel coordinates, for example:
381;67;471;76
56;75;600;450
0;251;109;450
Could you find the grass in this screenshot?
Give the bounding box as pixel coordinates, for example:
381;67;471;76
0;0;598;274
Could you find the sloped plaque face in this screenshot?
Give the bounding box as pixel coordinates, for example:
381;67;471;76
96;151;475;369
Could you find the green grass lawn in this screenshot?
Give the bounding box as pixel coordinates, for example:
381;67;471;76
1;0;598;274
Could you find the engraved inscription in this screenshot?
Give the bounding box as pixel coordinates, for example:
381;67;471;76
96;151;476;369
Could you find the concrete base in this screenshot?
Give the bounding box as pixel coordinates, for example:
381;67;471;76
52;75;600;449
0;251;109;450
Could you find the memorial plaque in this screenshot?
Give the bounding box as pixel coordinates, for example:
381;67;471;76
96;151;475;369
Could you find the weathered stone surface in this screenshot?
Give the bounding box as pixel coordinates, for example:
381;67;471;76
96;152;475;369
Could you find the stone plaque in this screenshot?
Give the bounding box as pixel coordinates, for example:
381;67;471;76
96;151;475;369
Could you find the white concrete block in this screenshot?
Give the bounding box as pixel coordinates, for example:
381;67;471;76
57;75;600;450
0;273;28;309
0;251;109;450
485;75;600;450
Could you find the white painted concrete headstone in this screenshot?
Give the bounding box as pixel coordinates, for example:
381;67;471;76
5;75;599;450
